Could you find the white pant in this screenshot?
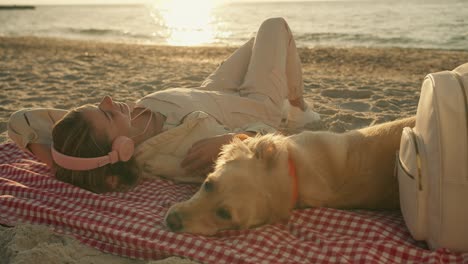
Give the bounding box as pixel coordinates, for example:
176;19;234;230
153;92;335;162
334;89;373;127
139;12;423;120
199;17;304;108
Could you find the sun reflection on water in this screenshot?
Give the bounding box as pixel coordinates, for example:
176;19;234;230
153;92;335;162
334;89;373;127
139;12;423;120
150;0;220;46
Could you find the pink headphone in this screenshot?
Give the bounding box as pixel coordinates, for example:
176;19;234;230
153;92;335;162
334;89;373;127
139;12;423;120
51;136;135;171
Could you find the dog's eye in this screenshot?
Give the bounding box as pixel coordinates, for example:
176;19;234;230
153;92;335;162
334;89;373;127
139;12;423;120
216;208;231;220
204;181;213;192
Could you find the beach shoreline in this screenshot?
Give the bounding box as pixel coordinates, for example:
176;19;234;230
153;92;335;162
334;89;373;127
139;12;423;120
1;36;468;263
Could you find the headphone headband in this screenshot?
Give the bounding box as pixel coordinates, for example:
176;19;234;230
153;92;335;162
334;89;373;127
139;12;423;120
51;136;135;171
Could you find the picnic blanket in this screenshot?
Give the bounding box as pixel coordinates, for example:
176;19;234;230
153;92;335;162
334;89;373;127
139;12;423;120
1;142;467;264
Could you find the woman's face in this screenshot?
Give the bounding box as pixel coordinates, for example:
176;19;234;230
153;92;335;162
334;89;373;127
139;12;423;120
82;96;132;142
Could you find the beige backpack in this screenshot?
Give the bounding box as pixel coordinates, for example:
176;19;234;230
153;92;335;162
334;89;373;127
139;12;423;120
397;63;468;252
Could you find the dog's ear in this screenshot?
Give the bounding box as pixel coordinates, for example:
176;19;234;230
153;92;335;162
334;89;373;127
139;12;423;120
254;140;277;168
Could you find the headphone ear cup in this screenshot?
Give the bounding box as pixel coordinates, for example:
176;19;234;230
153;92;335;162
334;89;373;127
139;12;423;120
112;136;135;162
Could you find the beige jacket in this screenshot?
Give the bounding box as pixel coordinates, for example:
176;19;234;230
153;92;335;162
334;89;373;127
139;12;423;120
133;110;275;182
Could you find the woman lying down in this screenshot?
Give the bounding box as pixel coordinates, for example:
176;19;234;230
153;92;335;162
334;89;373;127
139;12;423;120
7;17;320;193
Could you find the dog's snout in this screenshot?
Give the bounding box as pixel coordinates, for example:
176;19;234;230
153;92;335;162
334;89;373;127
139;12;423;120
166;211;183;232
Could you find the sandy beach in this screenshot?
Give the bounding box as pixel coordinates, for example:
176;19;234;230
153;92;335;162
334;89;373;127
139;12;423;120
1;36;468;263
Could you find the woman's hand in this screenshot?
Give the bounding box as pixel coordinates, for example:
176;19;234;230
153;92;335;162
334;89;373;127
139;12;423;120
181;134;236;176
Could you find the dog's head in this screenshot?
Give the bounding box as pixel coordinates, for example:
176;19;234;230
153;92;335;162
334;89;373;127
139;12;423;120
165;134;294;235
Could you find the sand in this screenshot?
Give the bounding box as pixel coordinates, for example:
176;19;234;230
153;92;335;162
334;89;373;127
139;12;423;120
1;36;468;263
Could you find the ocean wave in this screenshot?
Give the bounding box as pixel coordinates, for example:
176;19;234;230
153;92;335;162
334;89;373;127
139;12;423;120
295;32;465;50
298;32;418;45
67;28;120;36
53;27;156;41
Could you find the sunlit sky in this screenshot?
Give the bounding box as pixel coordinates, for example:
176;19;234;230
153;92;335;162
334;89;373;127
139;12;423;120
0;0;314;5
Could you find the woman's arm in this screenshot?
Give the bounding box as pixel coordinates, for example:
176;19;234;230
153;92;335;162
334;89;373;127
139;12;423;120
8;108;67;168
181;121;279;175
180;131;256;176
28;143;54;168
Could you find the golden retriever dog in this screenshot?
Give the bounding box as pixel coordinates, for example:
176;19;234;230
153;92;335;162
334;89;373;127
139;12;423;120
165;117;415;235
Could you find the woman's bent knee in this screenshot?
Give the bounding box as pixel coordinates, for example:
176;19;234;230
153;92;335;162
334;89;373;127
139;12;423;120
258;17;290;39
260;17;288;29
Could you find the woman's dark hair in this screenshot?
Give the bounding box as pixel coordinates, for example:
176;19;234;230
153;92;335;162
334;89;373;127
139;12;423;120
51;105;139;193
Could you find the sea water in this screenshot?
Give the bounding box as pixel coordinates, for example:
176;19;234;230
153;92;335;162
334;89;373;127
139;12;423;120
0;0;466;50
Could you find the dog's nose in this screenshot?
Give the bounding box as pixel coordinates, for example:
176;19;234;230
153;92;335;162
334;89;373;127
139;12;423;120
166;211;183;232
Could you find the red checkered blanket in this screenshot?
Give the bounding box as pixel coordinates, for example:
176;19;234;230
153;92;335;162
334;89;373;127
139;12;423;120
1;142;467;263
